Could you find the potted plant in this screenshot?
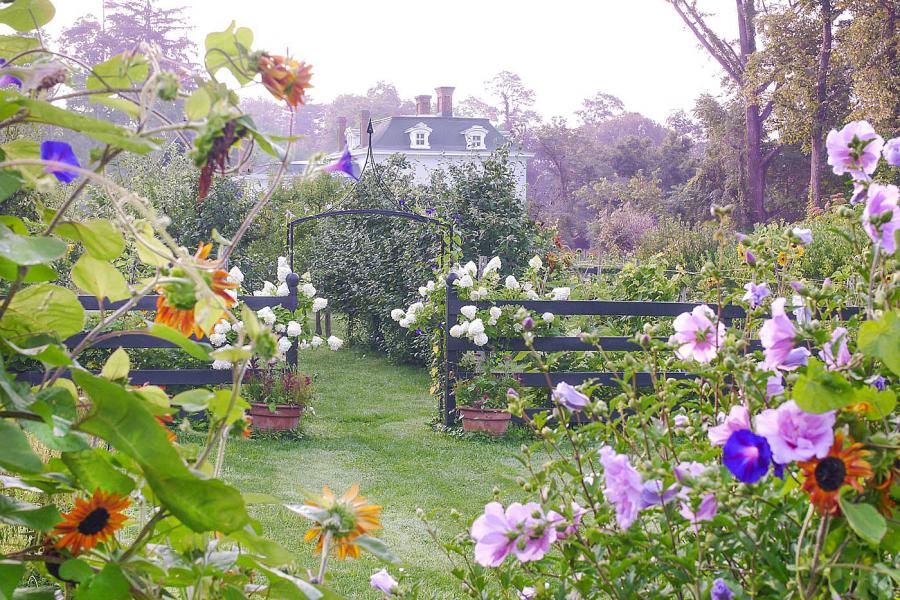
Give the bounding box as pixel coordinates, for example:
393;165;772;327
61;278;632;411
244;369;312;432
455;372;522;436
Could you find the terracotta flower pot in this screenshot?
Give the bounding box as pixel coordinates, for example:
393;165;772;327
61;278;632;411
248;402;302;432
458;406;511;436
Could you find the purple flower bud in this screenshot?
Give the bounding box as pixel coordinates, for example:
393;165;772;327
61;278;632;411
744;249;756;265
415;328;423;335
522;316;534;331
872;375;887;391
711;578;733;600
506;387;519;400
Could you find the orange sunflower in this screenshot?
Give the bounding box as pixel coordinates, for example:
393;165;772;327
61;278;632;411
155;414;176;443
798;432;873;515
257;54;313;107
53;489;130;555
303;484;382;560
154;243;237;338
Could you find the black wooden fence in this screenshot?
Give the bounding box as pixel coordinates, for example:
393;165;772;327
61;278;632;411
15;273;301;386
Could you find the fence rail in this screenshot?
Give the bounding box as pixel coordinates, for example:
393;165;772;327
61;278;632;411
13;274;302;386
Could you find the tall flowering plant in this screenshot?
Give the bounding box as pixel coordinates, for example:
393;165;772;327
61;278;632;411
0;6;389;598
409;123;899;598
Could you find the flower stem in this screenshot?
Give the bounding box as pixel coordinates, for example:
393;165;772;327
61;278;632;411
314;531;333;584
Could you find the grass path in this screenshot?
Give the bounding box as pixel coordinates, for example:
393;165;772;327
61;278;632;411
218;347;527;598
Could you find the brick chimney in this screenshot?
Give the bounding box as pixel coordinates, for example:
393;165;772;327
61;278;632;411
415;94;432;115
359;109;371;148
336;116;347;150
435;86;454;117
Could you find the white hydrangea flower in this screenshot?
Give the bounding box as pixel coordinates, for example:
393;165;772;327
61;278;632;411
390;308;405;322
550;287;571;301
483;256;501;274
456;274;473;288
277;336;292;353
286;320;302;337
529;255;543;270
311;335;324;348
470;286;488;300
276;282;289;296
418;286;429;297
278;256;289;267
211;359;232;370
526;290;540;300
426;280;436;292
257;306;277;325
399;318;411;328
232;320;244;334
275;323;286;333
312;298;328;312
473;332;489;346
463;261;478;276
505;275;520;290
214;321;231;335
468;318;485;337
299;340;310;350
460;305;478;320
227;266;244;285
408;302;424;314
327;335;343;351
276;263;291;283
449;324;465;338
255;281;277;296
543;312;555;322
208;332;227;346
522;282;533;291
302;283;316;298
489;306;502;325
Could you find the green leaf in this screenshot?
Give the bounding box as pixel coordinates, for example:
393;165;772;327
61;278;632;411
62;449;135;498
89;94;139;118
838;496;886;545
207;389;248;425
57;559;92;584
86;53;149;91
0;140;47;187
172;388;214;412
858;312;900;376
185;87;211;120
210;345;251;363
0;494;59;530
54;219;125;260
132;221;171;267
851;386;896;420
12;588;57;600
352;535;400;564
100;348;130;381
0;560;25;600
793;359;855;413
0;258;57;283
73;563;130;600
0;421;43;474
146;323;211;361
0;35;41;56
0;225;66;266
247;563;322;600
204;22;254;84
0;0;55;32
73;371;249;533
71;255;130;302
0;283;85;342
226;529;293;567
0;169;22;202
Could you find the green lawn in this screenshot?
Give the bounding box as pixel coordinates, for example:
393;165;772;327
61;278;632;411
216;347;527;598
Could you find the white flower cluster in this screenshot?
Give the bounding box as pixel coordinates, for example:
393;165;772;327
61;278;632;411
394;301;424;329
449;305;489;346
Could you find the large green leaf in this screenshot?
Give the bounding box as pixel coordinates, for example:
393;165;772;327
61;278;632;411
0;170;22;202
244;563;322;600
86;53;149;91
72;563;130;600
0;421;42;474
0;283;85;341
0;225;65;266
0;0;55;32
852;386;897;420
858;311;900;376
0;35;41;56
793;359;855;413
73;371;249;533
12;588;57;600
0;139;48;186
838;496;886;545
0;560;25;600
352;535;400;564
184;87;211;120
205;22;254;84
54;219;125;260
0;258;57;283
0;494;59;530
71;255;130;302
146;323;211;361
61;449;135;496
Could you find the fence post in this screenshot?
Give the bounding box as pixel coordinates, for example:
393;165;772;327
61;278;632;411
285;272;300;370
444;272;459;426
325;308;332;337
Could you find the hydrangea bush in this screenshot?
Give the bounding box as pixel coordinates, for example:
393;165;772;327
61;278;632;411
386;122;899;598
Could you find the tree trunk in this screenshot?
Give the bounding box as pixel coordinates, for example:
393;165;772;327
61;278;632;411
809;0;833;209
746;104;766;222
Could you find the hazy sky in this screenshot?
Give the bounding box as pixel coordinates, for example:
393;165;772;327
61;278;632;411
48;1;735;124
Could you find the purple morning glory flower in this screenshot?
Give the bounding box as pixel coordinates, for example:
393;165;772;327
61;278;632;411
711;578;734;600
322;146;358;180
872;375;887;391
883;137;900;166
723;429;773;484
40;141;80;183
453;213;461;223
414;328;423;335
425;207;435;215
862;184;900;254
742;282;769;308
398;198;407;206
0;58;22;88
826;120;884;177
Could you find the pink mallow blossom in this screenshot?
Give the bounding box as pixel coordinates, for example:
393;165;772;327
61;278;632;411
370;569;398;595
754;400;835;464
883;137;900;166
861;184;900;255
471;502;556;567
708;405;751;447
546;501;587;540
669;305;725;363
826;120;884;177
819;327;851;370
674;462;717;528
599;446;644;529
759;298;797;370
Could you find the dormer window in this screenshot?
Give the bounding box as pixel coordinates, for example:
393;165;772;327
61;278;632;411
462;125;489;150
404;122;432;149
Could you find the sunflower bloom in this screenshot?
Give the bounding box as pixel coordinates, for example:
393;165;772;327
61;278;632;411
154;243;237;337
155;415;176;443
257;54;312;107
303;484;382;559
53;489;130;555
798;433;872;515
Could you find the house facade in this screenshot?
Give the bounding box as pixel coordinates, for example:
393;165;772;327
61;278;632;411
327;87;532;200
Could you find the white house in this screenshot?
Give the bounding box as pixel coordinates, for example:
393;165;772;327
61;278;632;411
325;86;532;200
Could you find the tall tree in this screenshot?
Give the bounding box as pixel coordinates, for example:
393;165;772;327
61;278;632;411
484;71;540;143
667;0;780;222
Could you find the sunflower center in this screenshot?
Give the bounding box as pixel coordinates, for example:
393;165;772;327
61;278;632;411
814;457;847;492
77;507;110;535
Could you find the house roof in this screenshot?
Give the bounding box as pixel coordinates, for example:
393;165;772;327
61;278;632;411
350;115;518;153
